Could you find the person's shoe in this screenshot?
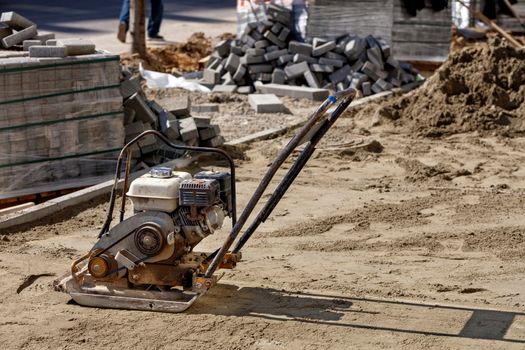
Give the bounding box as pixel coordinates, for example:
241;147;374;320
148;34;165;41
117;21;127;43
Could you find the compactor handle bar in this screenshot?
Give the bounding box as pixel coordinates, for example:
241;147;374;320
205;88;357;277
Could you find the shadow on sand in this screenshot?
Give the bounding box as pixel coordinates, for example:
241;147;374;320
189;284;525;344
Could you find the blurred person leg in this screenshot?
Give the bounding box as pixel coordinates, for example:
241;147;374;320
148;0;164;40
118;0;130;42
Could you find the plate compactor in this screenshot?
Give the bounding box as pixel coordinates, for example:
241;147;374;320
56;88;356;312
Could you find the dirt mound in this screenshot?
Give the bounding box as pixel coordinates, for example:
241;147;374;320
369;38;525;137
120;32;217;73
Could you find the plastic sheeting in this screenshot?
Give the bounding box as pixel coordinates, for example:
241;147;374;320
139;63;211;92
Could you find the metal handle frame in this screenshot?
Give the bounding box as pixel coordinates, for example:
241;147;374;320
98;130;237;238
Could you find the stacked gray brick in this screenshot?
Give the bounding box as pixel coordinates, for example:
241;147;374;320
0;11;98;59
0;47;124;194
205;4;420;99
120;72;225;167
0;12;58;50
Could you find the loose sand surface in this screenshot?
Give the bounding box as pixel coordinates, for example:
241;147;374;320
2;105;525;349
3;40;525;349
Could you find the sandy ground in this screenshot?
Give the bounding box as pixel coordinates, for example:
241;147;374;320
2;96;525;349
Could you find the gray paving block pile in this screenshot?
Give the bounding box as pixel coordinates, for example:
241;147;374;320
204;5;420;100
120;70;225;166
0;12;227;194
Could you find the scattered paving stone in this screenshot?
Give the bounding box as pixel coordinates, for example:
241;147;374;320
212;85;238;93
192;104;219;113
56;38;96;56
193;116;212;127
248;94;284;113
28;45;66;58
256;83;330;101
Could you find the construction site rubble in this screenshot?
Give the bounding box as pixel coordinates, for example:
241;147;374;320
203;4;421;99
120;32;214;74
120;69;225;168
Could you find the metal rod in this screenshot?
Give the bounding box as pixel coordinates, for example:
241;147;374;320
99;157;124;236
204;89;356;278
119;148;133;223
232;94;355;254
501;0;525;28
98;130;237;238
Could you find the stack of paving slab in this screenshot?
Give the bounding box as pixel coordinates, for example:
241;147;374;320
391;0;451;62
307;0;394;42
203;3;420;101
0;11;54;52
120;72;224;166
0;11;124;199
496;2;525;33
306;0;451;63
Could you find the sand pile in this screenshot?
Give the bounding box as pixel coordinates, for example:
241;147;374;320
120;32;214;73
371;38;525;137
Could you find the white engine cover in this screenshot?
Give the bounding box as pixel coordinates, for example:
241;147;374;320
127;170;192;212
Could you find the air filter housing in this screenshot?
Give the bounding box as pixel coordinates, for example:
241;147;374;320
179;179;219;207
194;171;232;216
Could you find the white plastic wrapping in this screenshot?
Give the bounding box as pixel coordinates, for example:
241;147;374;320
139;63;211;93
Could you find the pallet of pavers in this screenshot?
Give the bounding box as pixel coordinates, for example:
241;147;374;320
0;52;124;199
497;2;525;33
305;0;451;63
391;0;451;62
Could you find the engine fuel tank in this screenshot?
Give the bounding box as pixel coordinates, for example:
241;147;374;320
127;168;192;212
